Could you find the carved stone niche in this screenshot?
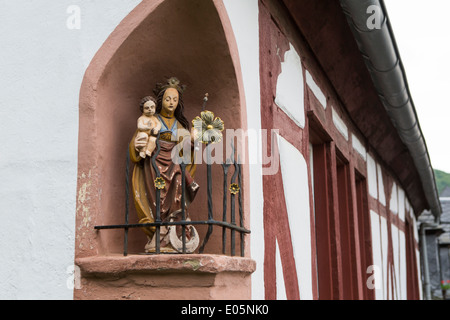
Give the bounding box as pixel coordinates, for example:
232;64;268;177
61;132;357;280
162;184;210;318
74;0;253;299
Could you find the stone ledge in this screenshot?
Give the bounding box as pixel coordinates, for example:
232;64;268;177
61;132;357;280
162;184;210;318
76;254;256;277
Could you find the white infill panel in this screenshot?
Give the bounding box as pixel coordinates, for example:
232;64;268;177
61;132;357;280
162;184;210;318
398;187;405;221
306;70;327;109
390;183;398;214
367;154;378;199
275;43;305;128
332;107;349;141
352;133;367;161
277;134;313;299
275;239;287;300
380;216;388;299
370;210;383;300
377;164;386;205
391;225;400;300
399;230;407;300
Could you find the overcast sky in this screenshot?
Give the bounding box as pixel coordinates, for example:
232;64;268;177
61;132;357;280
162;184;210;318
384;0;450;173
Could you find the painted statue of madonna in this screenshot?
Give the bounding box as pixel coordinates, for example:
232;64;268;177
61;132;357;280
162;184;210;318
130;77;200;253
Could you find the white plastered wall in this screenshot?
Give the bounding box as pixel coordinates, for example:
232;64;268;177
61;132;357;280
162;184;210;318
222;0;264;300
0;0;140;299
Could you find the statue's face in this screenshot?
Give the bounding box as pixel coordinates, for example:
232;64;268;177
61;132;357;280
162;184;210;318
143;100;156;116
161;88;179;115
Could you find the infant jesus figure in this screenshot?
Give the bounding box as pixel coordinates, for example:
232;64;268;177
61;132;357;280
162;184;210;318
136;96;162;158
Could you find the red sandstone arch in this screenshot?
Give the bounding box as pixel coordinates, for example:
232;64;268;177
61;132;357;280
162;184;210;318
75;0;249;257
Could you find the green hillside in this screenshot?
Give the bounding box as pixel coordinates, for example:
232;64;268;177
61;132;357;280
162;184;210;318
434;169;450;196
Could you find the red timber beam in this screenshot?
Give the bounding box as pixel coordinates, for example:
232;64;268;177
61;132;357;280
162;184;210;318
258;0;308;300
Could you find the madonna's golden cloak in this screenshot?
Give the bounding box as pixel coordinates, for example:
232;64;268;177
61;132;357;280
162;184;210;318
129;121;198;239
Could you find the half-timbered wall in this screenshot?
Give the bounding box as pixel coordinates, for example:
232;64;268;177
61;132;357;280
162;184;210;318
257;0;422;300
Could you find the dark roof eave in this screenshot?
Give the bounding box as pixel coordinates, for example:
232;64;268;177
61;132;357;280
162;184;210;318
339;0;442;220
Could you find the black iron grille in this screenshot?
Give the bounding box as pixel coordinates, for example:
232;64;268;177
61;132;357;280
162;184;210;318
95;137;250;257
